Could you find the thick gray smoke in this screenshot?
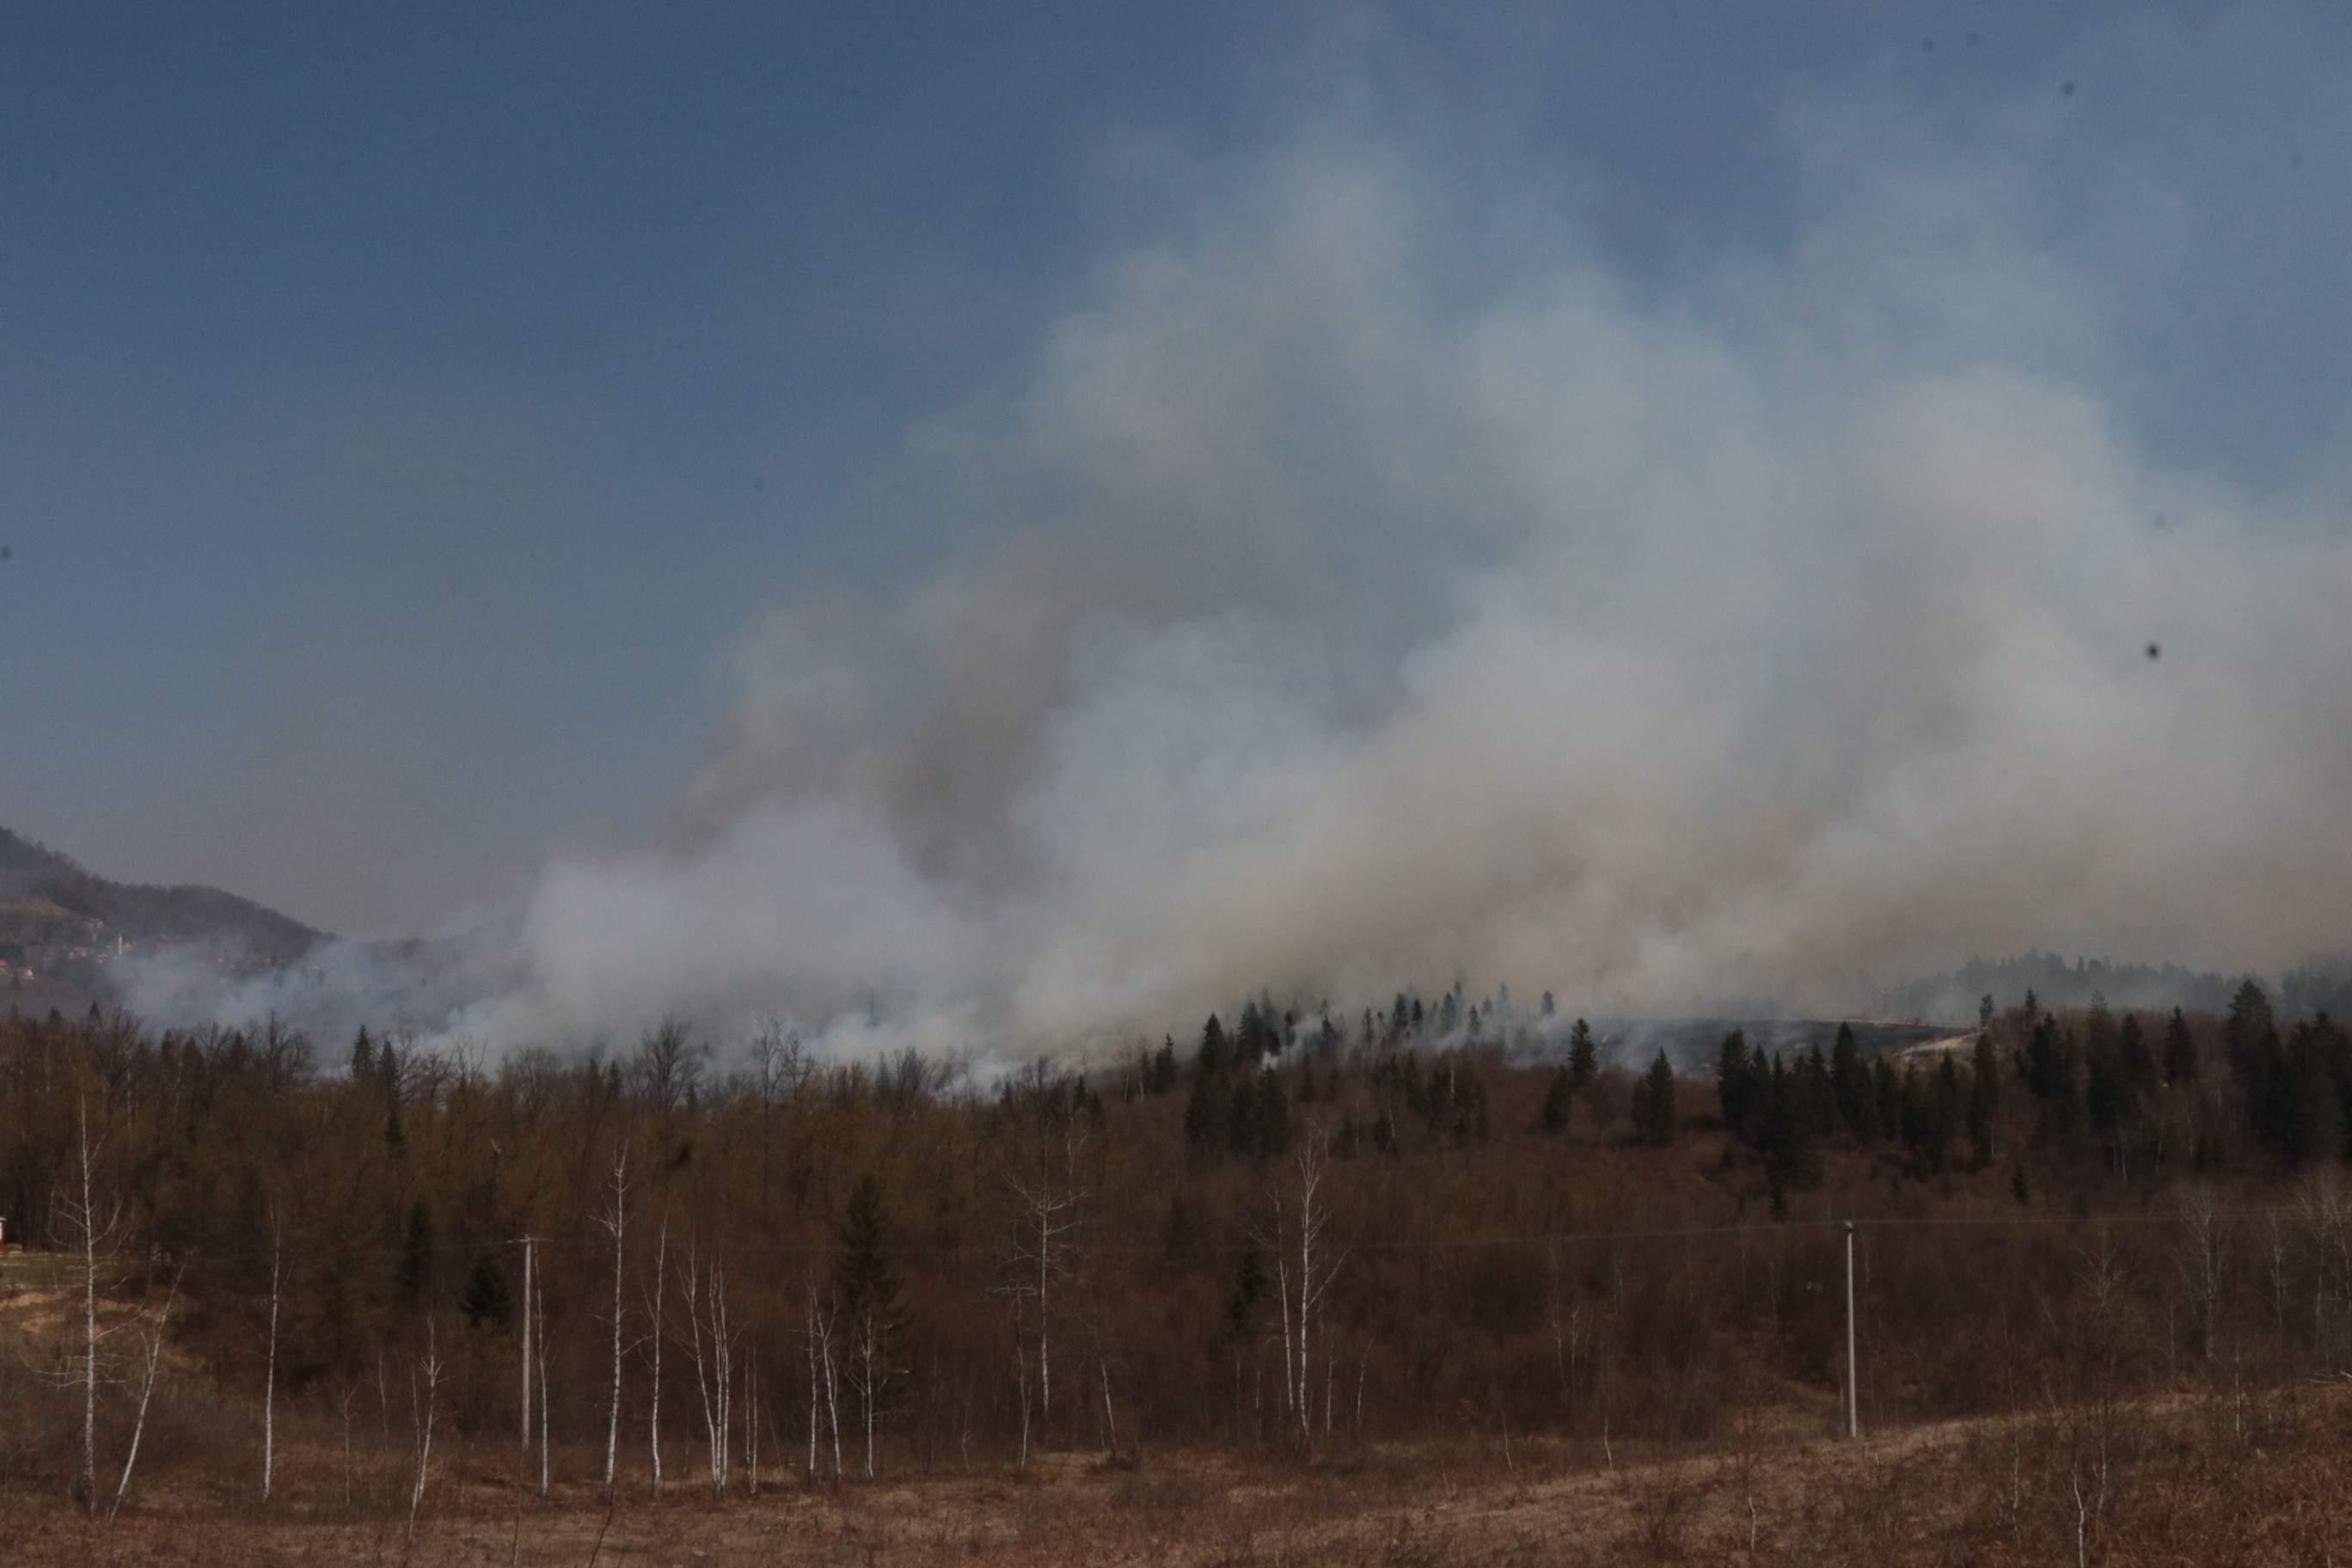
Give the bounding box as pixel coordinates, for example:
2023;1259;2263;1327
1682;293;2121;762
449;118;2352;1057
125;109;2352;1057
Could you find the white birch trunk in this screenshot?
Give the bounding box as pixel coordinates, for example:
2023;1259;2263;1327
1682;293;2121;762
821;1323;843;1480
647;1218;667;1491
262;1210;280;1502
78;1093;101;1516
107;1271;178;1521
519;1234;533;1481
408;1317;441;1536
598;1148;628;1491
536;1283;550;1498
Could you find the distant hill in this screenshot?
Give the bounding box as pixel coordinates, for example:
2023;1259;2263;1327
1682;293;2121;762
0;825;325;967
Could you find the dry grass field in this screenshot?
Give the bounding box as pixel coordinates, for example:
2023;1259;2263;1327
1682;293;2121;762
5;1381;2349;1566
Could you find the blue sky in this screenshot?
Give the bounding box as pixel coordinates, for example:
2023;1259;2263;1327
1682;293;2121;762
6;3;2351;954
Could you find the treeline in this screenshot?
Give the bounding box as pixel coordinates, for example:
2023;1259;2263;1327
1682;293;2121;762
3;979;2352;1520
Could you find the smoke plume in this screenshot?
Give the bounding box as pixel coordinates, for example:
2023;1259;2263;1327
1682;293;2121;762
442;109;2352;1057
122;100;2352;1056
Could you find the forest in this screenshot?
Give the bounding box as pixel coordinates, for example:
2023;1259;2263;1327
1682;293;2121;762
4;980;2352;1563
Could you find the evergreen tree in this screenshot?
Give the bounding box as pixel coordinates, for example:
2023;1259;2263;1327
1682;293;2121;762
2086;1036;2128;1148
835;1173;901;1344
2116;1014;2158;1099
395;1198;432;1301
1197;1014;1230;1078
1633;1051;1677;1147
1222;1248;1268;1345
1567;1020;1598;1091
1254;1066;1290;1158
2226;978;2275;1087
1872;1055;1902;1142
1540;1066;1573;1135
1235;1001;1272;1065
1183;1063;1227;1149
2024;1014;2062;1101
1716;1029;1759;1142
1151;1036;1179;1094
1967;1033;2000;1167
348;1025;375;1082
1760;1055;1822;1192
1804;1044;1837;1133
1831;1023;1871;1140
460;1252;512;1328
2164;1007;2197;1086
1930;1056;1963;1173
835;1173;904;1464
1227;1077;1260;1158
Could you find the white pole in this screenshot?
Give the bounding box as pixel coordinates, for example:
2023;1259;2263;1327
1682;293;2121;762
1843;1220;1859;1441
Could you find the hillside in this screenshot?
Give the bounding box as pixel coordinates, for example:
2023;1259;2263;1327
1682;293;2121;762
0;825;325;983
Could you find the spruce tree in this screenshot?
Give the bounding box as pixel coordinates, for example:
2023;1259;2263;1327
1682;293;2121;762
2164;1008;2197;1086
1716;1029;1758;1142
395;1198;433;1301
1567;1020;1598;1091
460;1253;511;1328
1831;1023;1871;1140
1540;1066;1573;1135
2116;1014;2157;1099
1634;1051;1677;1147
1968;1033;2000;1167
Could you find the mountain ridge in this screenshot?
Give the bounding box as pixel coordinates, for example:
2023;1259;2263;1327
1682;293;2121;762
0;824;327;971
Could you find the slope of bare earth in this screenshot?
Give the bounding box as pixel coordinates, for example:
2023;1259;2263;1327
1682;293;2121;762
5;1381;2348;1566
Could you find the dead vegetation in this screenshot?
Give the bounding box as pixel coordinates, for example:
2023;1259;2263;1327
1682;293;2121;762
0;1381;2346;1565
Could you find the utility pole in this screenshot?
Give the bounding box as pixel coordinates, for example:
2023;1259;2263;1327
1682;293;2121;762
1843;1220;1859;1441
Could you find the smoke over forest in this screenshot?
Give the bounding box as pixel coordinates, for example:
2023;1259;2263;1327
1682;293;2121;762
114;122;2352;1057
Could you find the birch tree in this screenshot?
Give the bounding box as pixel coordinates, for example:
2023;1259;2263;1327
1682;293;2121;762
677;1241;737;1496
107;1270;179;1521
999;1172;1080;1440
1283;1134;1343;1446
261;1206;282;1503
517;1232;534;1487
805;1280;842;1481
407;1314;442;1538
2175;1182;2227;1366
52;1091;124;1516
644;1216;668;1492
594;1146;629;1491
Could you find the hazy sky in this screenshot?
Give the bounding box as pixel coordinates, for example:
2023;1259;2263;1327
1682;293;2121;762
6;2;2351;961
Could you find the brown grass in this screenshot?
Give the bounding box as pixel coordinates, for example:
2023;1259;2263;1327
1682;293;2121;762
3;1381;2347;1565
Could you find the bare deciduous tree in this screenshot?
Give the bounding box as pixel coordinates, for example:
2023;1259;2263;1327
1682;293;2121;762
260;1206;281;1504
107;1269;179;1521
595;1146;629;1491
1256;1131;1344;1448
677;1241;738;1496
2175;1183;2227;1366
407;1314;442;1538
645;1215;668;1493
50;1092;124;1516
